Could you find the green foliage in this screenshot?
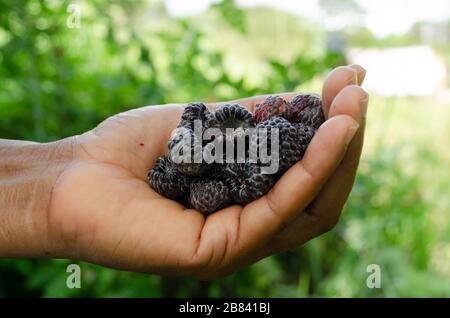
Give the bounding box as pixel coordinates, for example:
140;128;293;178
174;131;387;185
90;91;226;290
212;0;247;33
344;27;420;48
0;0;449;297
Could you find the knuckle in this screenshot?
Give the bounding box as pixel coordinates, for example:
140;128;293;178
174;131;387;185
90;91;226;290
184;252;212;274
265;193;281;218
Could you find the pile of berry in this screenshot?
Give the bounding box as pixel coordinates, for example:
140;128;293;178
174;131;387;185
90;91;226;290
148;93;325;214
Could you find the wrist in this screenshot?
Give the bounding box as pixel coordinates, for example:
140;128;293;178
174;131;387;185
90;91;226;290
0;138;74;257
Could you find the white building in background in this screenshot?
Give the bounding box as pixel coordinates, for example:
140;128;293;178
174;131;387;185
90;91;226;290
347;46;447;97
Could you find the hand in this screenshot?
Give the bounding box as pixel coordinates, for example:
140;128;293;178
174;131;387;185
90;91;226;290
1;65;368;279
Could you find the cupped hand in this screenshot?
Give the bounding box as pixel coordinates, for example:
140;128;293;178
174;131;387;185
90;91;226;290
48;65;368;279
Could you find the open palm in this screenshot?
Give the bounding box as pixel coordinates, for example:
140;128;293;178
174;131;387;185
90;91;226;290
48;65;368;279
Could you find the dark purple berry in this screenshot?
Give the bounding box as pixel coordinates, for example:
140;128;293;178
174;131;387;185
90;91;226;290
293;122;316;157
290;93;325;129
167;126;211;176
189;179;232;214
250;117;306;173
148;155;191;200
179;102;212;130
224;162;277;205
211;104;255;163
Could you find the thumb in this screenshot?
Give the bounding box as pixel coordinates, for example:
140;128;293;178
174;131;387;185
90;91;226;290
233;115;360;252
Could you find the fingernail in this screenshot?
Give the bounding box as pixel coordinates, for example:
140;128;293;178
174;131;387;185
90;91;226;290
346;69;357;85
345;122;360;145
357;67;367;84
359;94;369;118
348;64;367;85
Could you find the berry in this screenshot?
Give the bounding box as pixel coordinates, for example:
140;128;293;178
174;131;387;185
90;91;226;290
179;102;212;130
290;93;325;129
189;179;232;214
148;155;191;200
250;117;305;173
177;162;211;177
254;96;291;123
214;104;254;129
293;122;316;156
146;94;321;215
208;163;227;180
211;103;255;162
168;126;210;176
224;162;277;205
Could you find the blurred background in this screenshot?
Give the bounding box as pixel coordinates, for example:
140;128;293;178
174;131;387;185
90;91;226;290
0;0;449;297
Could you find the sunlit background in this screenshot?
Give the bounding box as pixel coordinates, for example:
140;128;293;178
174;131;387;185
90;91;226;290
0;0;449;297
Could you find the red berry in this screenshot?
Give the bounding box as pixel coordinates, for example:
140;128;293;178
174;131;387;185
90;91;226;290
254;96;291;124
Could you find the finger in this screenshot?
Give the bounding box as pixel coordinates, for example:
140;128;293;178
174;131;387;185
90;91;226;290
257;86;369;255
329;85;368;123
225;116;358;258
307;86;368;221
191;115;359;277
349;64;367;86
322;65;364;117
265;115;360;217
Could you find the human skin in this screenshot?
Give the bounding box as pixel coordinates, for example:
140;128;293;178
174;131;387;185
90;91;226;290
0;65;368;279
